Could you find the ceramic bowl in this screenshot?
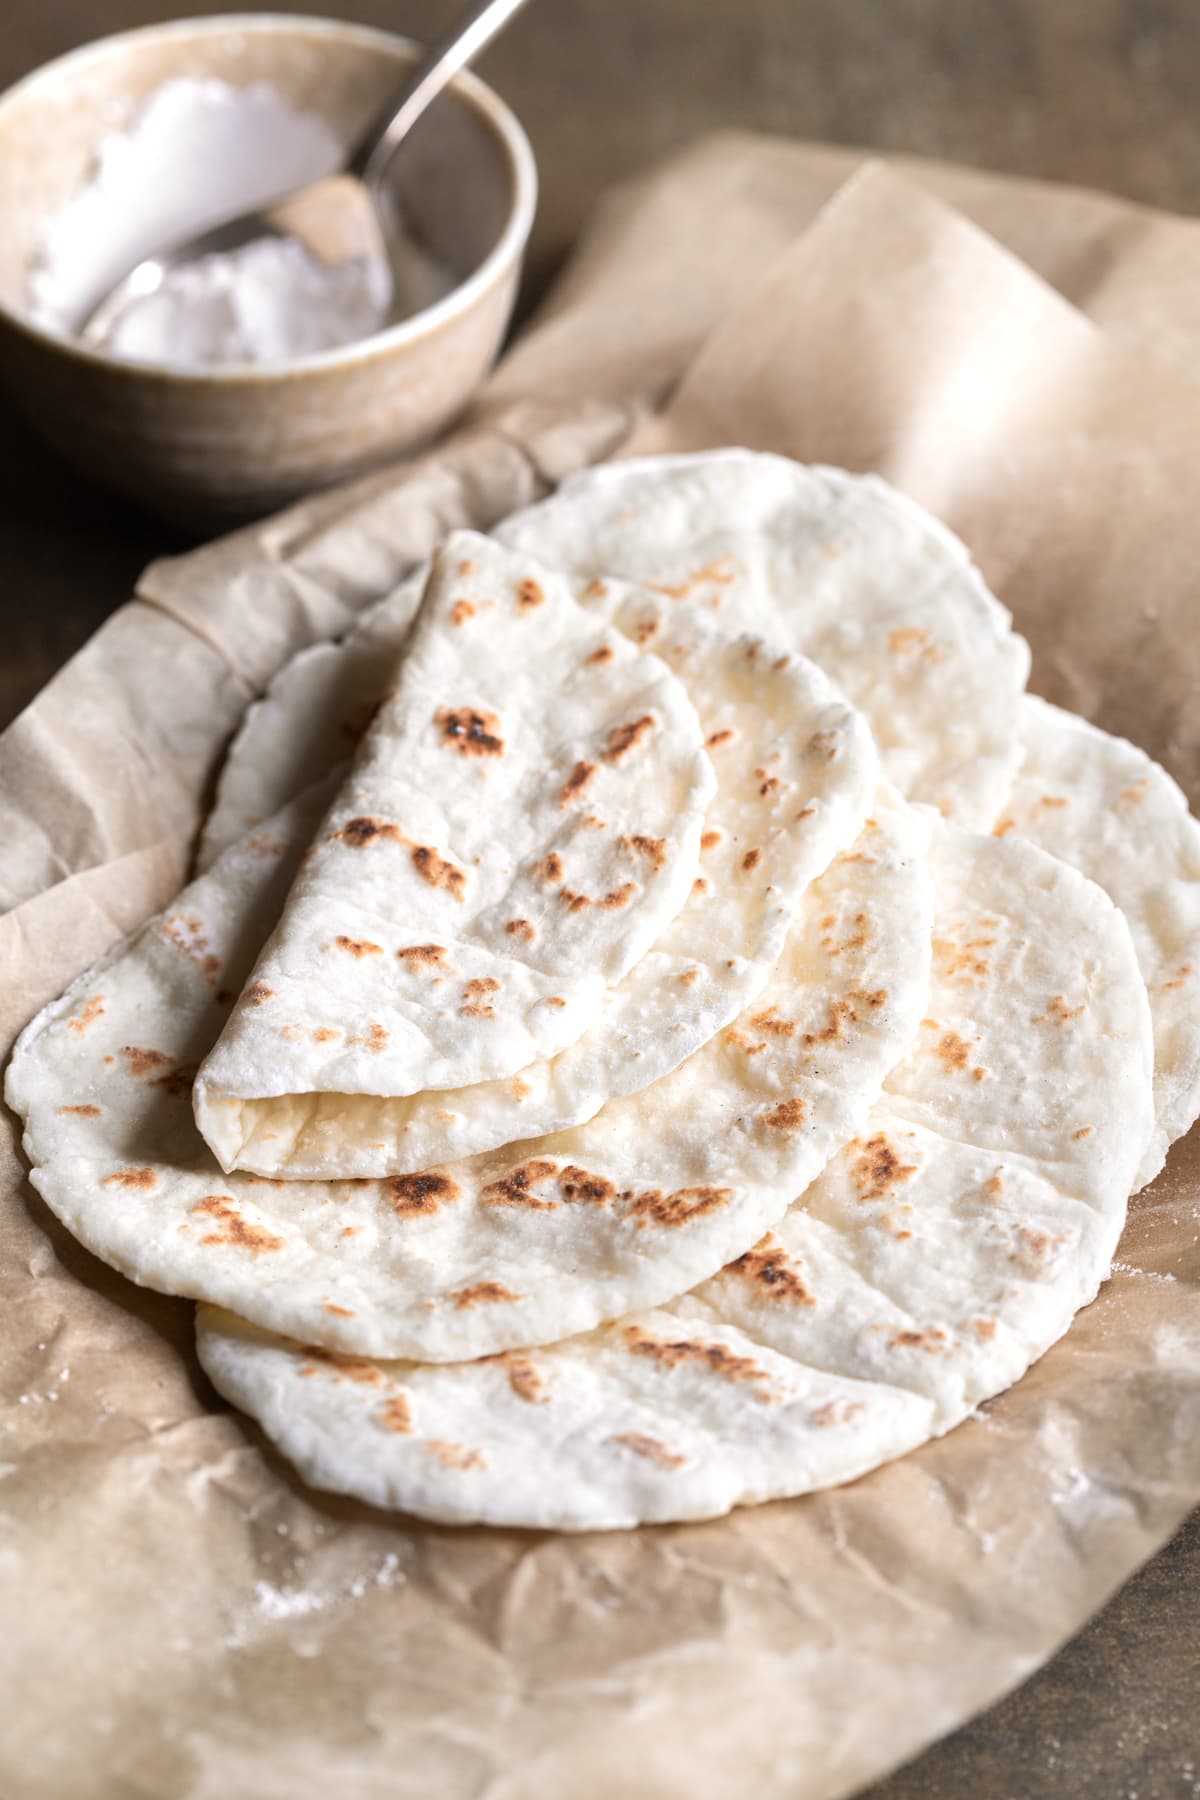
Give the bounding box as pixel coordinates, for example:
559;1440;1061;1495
0;14;537;524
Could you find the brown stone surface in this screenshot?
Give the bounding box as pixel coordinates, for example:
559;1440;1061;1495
1;4;1197;1795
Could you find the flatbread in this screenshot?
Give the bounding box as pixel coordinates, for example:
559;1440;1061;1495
195;824;1155;1530
7;789;932;1362
195;566;428;875
194;531;715;1168
198;614;877;1177
995;695;1200;1185
497;451;1031;828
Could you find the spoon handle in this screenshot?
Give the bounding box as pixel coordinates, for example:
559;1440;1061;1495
352;0;533;189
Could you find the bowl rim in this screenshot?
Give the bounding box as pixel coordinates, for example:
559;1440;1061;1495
0;11;538;384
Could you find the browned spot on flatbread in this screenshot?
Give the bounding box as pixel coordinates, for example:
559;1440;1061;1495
984;1169;1005;1200
888;626;930;655
118;1046;173;1079
626;1184;731;1228
516;577;545;611
931;1028;973;1071
457;559;475;578
806;729;840;761
301;1345;384;1387
725;1027;765;1055
348;1022;389;1054
821;912;873;961
587;643;615;666
335;935;383;958
693;877;709;895
68;995;106;1034
557;1165;617;1205
1161;963;1194;991
582;578;609;600
972;1317;998;1341
728;1233;815;1304
561;881;637;913
397;943;446;967
451;1281;521;1310
1010;1224;1068;1270
613;1432;687;1469
313;1027;339;1044
146;1061;197;1098
622;1326;773;1395
322;1304;355;1319
103;1168;157;1190
759;1098;806;1133
162;916;221;986
333;816;405;849
633;615;661;644
934;930;995;981
450;598;476;627
678;966;701;986
850;1133;917;1202
795;805;815;823
1037;995;1085;1024
437;705;504;758
409;843;466;900
751;1008;795;1038
602;716;657;763
482;1160;559;1210
803;989;888;1049
647;557;737;600
461;975;501;1019
810;1399;867;1428
58;1104;101;1118
741;848;762;872
485;1352;547;1403
534;852;564;885
1073;1125;1094;1140
1120;783;1146;806
559;760;597;807
384;1172;459;1217
888;1325;951;1352
1037;794;1069;809
424;1440;487;1471
544;996;566;1008
622;834;667;870
706;728;735;749
375;1394;413;1433
701;830;722;850
504;919;535;945
244;981;274;1006
190;1195;283;1255
992;817;1017;838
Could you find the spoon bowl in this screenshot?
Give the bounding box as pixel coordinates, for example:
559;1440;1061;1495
0;15;537;524
79;0;531;359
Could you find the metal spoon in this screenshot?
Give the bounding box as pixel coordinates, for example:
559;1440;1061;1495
80;0;532;346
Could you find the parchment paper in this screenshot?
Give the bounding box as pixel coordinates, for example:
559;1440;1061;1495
2;140;1199;1800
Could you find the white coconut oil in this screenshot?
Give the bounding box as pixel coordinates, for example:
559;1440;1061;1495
26;77;455;370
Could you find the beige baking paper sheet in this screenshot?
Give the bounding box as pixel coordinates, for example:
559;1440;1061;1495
1;141;1199;1800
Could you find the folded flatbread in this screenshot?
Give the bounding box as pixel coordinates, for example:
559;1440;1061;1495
194;532;715;1171
199;609;878;1177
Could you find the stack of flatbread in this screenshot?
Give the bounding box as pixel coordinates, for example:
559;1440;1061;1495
9;451;1197;1531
